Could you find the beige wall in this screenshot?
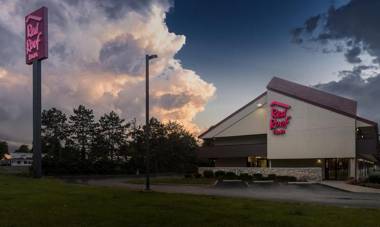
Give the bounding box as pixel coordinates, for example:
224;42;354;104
267;90;356;159
217;106;267;137
201;94;267;138
356;119;372;127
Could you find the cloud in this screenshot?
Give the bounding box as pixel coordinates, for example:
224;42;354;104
99;34;146;75
0;0;215;144
292;0;380;64
344;46;361;64
315;66;380;123
293;0;380;124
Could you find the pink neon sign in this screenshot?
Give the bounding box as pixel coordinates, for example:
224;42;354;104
270;101;291;135
25;7;48;65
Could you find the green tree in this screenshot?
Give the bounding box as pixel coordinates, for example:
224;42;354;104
0;141;8;158
130;118;198;173
97;111;130;161
14;144;31;153
42;108;68;160
69;105;97;161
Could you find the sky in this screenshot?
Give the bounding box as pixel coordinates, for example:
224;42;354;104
1;0;380;147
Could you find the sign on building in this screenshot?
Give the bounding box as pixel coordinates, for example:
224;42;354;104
270;101;291;135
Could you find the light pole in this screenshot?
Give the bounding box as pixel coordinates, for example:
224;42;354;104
145;54;157;191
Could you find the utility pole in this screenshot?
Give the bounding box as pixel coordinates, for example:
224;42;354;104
145;54;157;191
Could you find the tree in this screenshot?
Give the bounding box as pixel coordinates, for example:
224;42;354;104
69;105;97;161
97;111;130;161
14;144;31;153
130;118;198;173
0;141;8;158
42;108;68;160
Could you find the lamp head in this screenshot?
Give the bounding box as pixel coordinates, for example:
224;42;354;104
148;54;158;60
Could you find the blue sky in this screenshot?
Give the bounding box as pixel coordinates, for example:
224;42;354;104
166;0;351;129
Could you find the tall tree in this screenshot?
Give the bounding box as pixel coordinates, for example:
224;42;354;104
0;141;8;158
69;105;97;161
14;144;31;153
42;108;68;160
97;111;130;161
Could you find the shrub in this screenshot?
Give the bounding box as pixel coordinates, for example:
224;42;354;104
239;173;253;181
203;170;214;178
225;171;237;179
214;170;226;178
276;175;297;182
368;174;380;184
193;173;202;178
268;174;276;180
184;173;193;178
253;173;263;180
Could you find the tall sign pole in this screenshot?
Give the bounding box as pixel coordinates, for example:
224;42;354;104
25;7;48;178
145;54;157;191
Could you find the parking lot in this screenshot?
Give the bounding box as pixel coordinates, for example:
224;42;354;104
68;177;380;208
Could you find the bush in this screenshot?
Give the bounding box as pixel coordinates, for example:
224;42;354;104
368;174;380;184
253;173;263;180
239;173;252;181
203;170;214;178
224;171;237;179
184;173;193;178
193;173;202;178
276;175;297;182
214;170;226;178
268;174;276;180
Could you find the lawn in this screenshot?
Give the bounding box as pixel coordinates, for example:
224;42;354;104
0;174;380;227
126;177;216;185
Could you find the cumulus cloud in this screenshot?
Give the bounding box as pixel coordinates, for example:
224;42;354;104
293;0;380;124
0;0;215;144
292;0;380;64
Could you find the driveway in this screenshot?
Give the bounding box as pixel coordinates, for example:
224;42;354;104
65;177;380;208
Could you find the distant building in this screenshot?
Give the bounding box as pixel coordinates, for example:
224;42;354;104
9;152;33;167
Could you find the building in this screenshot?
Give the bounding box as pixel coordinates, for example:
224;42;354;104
9;152;33;167
198;77;379;181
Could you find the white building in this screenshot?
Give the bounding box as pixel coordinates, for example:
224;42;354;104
9;152;33;167
198;77;378;181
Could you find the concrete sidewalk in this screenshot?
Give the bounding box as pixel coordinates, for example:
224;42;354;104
320;181;380;193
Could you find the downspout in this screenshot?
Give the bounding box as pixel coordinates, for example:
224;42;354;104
355;120;358;181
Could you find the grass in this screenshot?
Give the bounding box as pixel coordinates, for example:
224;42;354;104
0;174;380;227
126;177;216;185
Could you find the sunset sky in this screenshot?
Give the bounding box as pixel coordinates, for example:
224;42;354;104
1;0;380;147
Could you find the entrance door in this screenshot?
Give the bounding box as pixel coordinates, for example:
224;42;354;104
324;159;349;180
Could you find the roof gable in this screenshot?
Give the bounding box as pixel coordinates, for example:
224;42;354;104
199;92;267;138
267;77;357;116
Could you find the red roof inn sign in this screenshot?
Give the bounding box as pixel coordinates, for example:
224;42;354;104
270;101;291;135
25;6;48;178
25;7;48;64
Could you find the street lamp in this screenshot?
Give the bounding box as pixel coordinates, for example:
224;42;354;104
145;54;157;191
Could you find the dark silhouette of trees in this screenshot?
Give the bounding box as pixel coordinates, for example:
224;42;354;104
40;106;198;175
69;105;97;162
14;144;31;153
42;108;68;160
0;141;8;158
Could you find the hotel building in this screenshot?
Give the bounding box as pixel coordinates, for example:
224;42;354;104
198;77;379;181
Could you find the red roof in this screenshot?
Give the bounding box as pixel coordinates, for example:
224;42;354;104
267;77;357;116
267;77;376;126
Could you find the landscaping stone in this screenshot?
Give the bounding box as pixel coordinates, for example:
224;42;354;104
199;167;322;182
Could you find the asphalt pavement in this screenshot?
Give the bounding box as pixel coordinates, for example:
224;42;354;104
64;177;380;208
